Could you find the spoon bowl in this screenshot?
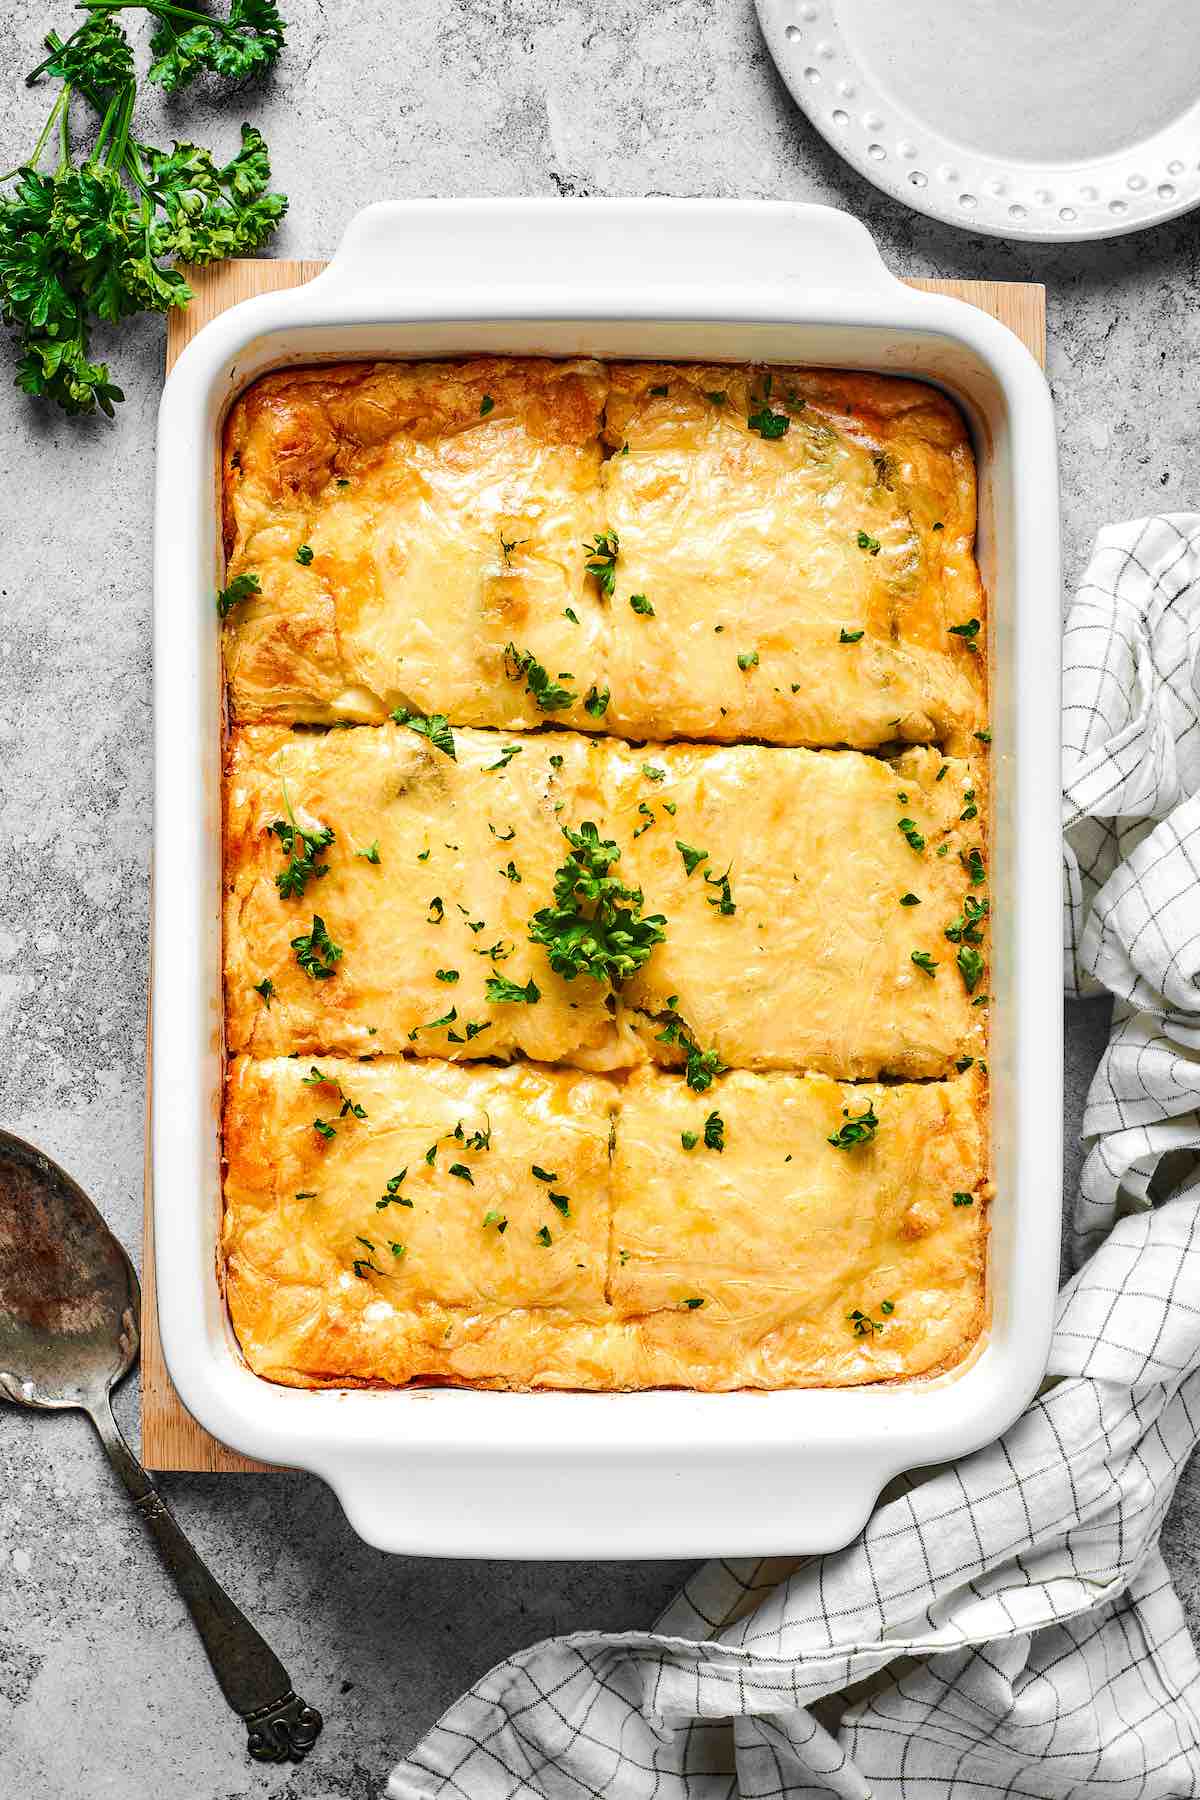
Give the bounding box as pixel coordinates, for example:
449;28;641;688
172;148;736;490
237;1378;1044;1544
0;1129;139;1410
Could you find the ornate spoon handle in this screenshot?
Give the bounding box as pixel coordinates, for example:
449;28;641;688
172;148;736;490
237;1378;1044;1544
87;1390;322;1763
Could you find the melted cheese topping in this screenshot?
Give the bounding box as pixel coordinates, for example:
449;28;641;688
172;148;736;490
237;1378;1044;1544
222;358;985;750
221;359;610;731
223;1058;986;1390
220;355;992;1393
225;724;985;1077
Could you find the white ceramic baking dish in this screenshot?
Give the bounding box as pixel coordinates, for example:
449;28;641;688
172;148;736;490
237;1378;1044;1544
153;199;1062;1558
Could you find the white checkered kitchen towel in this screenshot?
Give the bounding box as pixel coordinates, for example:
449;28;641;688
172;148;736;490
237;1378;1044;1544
390;517;1200;1800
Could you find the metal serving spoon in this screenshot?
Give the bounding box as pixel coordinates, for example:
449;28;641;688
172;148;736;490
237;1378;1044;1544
0;1127;322;1763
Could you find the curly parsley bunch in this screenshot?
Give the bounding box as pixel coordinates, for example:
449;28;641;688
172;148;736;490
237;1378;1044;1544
529;820;667;985
1;4;287;417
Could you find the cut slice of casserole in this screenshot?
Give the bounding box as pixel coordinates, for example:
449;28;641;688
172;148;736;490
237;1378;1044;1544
225;724;988;1077
223;1058;987;1390
221;358;985;750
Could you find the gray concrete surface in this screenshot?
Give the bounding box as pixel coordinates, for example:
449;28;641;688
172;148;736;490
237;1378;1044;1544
0;3;1195;1794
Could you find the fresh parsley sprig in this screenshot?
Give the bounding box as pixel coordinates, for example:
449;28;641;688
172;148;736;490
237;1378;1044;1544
528;820;666;985
391;707;456;759
4;7;287;416
827;1101;879;1151
270;788;334;899
503;642;576;712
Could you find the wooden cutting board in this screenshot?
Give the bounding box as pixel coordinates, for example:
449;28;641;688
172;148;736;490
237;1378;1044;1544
140;261;1046;1473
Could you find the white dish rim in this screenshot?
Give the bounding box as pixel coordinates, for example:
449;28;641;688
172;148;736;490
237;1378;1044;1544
152;198;1063;1558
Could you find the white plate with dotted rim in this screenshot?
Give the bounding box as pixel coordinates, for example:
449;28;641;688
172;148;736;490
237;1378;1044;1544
757;0;1200;242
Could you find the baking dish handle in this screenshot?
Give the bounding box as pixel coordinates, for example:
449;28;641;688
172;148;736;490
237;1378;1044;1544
304;198;904;308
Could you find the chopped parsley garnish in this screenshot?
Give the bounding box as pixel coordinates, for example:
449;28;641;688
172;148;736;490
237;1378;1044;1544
642;764;665;782
312;1118;336;1140
295;1191;317;1200
960;790;979;822
217;571;261;619
427;895;444;924
676;841;708;877
301;1065;366;1120
583;531;619;597
270;792;334;899
564;606;579;624
485;974;541;1005
955;1056;975;1074
388;1241;407;1259
949;617;981;647
500;860;521;884
848;1303;893;1337
253;977;275;1005
680;1296;704;1310
703;865;735;916
424;1143;438;1165
352;1257;383;1279
435;968;460;984
476;939;513;961
295;544;314;566
704;390;727;405
529;820;666;985
933;521;944;531
956;945;985;993
390;707;456;759
584;684;610;718
911;950;938;978
499;534;527;566
486;745;523;771
549;1193;570;1216
945;895;989;946
633;802;656;839
448;1163;474;1184
952;1192;974;1207
291;914;342;980
356;841;381;865
489;824;516;844
480;394;495;415
655;1009;727;1092
899;893;921;907
827;1101;879;1151
681;1129;699;1151
535;1225;553;1247
962;847;986;886
503;642;576;711
839;627;865;643
483;1211;508;1233
703;1110;724;1151
856;530;882;556
629;593;654;616
376;1170;411;1210
663;801;677;816
974;728;992;744
897;817;925;853
748;404;788;439
736;650;759;670
648;383;668;396
408;1007;457;1040
531;1166;558;1184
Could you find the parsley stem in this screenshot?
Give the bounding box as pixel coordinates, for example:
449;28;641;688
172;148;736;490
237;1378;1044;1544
15;86;69;174
79;0;253;36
